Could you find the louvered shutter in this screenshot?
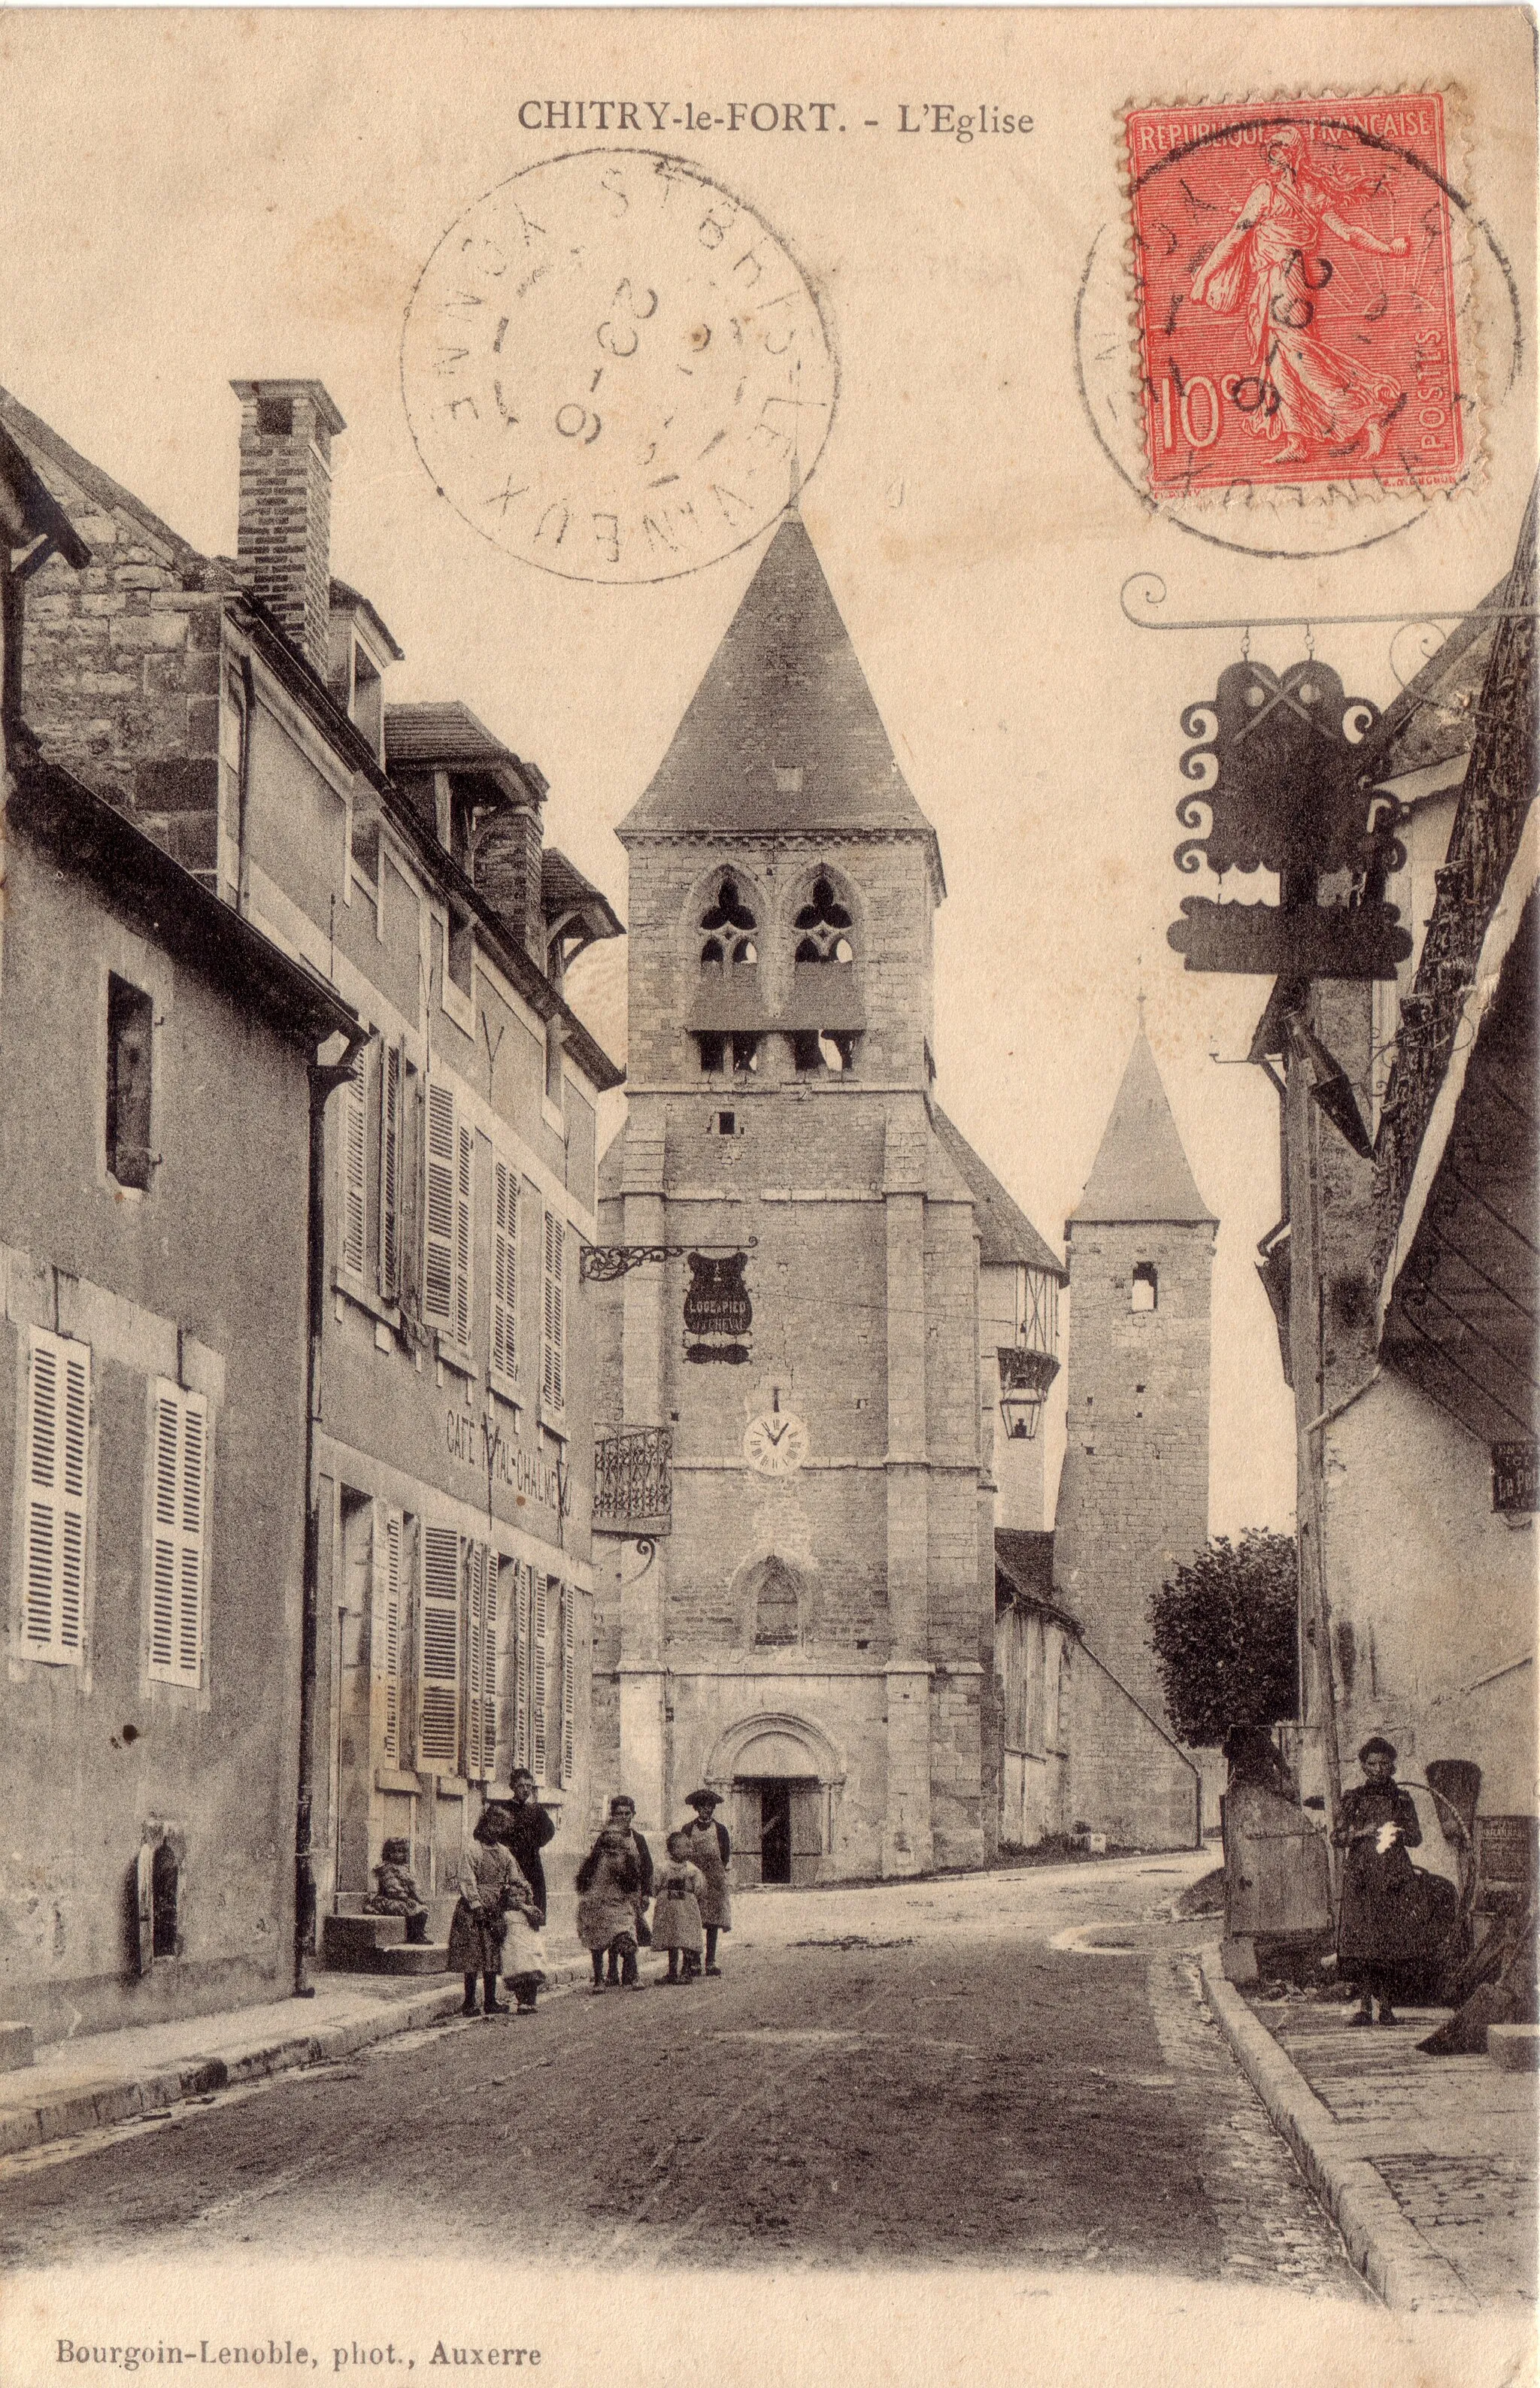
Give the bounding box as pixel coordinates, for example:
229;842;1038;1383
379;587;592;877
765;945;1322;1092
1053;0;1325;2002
531;1569;549;1782
423;1082;457;1328
420;1524;462;1767
147;1383;208;1686
341;1054;368;1279
541;1212;565;1413
23;1330;89;1662
464;1541;485;1779
465;1543;499;1781
454;1120;474;1348
380;1041;402;1304
380;1510;403;1762
512;1562;531;1772
559;1580;576;1786
493;1159;517;1381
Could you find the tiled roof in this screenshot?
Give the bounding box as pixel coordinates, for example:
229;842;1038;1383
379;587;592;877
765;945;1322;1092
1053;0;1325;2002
385;701;527;771
541;846;623;938
932;1107;1066;1278
330;577;404;662
1070;1031;1216;1226
618;511;939;860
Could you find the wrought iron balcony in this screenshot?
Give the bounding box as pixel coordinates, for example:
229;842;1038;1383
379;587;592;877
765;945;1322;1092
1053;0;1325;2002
593;1426;673;1537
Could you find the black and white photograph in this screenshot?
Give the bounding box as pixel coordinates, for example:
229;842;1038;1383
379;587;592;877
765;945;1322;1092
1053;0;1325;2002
0;9;1534;2386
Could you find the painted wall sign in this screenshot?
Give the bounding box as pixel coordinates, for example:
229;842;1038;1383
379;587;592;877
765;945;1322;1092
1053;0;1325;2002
444;1407;563;1511
1491;1441;1538;1513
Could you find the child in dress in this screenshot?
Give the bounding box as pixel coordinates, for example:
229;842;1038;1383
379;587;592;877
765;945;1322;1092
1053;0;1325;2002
652;1830;706;1985
447;1806;531;2017
363;1837;429;1946
575;1823;643;1992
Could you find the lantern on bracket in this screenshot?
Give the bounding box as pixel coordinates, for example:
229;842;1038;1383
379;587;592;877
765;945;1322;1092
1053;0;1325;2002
998;1343;1060;1441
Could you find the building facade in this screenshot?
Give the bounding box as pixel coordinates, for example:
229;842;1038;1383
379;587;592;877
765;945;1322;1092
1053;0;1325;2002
1053;1029;1212;1849
593;510;1061;1880
1;377;623;1983
1;424;359;2040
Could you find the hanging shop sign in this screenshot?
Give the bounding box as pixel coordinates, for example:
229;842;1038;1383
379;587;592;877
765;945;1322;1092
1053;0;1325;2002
1166;658;1413;981
1491;1441;1539;1513
683;1250;753;1363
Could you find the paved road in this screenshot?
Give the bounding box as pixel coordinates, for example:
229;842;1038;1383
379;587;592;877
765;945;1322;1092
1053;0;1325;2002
2;1856;1364;2292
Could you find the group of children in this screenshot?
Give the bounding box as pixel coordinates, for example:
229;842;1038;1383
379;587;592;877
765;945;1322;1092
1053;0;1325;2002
363;1781;732;2016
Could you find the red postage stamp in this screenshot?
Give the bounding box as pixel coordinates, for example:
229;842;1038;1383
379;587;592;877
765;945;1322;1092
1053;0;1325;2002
1125;95;1464;497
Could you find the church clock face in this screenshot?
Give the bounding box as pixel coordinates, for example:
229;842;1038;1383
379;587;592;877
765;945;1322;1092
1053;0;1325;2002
742;1410;810;1478
401;150;837;585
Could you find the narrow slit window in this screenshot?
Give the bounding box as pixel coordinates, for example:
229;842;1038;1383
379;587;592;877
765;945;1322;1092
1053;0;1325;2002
107;977;155;1192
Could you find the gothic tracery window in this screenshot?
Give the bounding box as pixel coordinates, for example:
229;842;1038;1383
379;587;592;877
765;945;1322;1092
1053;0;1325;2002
793;875;854;965
700;876;758;968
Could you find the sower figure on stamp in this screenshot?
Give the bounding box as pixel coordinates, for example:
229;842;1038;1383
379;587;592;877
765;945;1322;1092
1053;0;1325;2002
680;1789;732;1976
1192;124;1411;465
1332;1737;1425;2026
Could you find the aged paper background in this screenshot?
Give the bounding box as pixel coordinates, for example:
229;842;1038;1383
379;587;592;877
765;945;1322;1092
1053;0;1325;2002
1;4;1535;2384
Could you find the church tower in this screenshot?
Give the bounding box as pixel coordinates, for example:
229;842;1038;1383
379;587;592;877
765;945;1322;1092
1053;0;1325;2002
1054;1026;1216;1847
592;510;1035;1881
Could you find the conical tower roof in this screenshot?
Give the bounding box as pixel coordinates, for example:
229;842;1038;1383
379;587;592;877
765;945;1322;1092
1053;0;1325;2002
618;511;939;859
1070;1029;1216;1226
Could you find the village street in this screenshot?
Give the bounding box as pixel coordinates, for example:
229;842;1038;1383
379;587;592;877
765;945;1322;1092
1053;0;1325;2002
1;1854;1364;2292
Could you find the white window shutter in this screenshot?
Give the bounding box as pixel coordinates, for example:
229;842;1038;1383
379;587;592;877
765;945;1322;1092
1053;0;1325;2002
465;1542;498;1781
531;1568;548;1781
147;1382;208;1686
423;1082;457;1329
419;1524;462;1767
513;1562;531;1773
381;1510;403;1762
341;1056;368;1279
454;1120;474;1349
541;1212;565;1412
560;1580;576;1786
23;1330;89;1662
493;1159;517;1380
380;1042;402;1304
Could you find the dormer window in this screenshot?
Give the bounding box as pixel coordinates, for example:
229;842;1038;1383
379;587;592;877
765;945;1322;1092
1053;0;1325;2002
700;876;757;968
793;876;854;965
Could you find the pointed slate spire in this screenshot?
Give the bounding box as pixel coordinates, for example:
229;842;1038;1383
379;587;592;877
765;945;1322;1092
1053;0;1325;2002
1071;1030;1216;1226
618;514;937;845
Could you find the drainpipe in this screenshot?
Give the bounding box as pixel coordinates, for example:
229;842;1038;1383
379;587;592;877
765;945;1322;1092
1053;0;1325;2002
296;1029;367;1996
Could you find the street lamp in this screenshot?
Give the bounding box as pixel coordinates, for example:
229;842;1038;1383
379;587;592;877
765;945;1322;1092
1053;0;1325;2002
998;1344;1059;1441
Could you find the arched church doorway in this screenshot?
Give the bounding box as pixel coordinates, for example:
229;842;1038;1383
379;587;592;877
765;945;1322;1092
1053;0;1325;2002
704;1711;845;1887
735;1774;821;1884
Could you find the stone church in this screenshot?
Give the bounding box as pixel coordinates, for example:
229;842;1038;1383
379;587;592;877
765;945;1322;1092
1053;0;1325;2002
590;508;1064;1881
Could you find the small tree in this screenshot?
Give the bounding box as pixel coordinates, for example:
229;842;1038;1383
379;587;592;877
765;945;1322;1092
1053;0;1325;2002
1149;1529;1298;1748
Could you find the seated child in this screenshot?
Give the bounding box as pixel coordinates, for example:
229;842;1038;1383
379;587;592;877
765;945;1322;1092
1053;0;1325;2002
652;1831;706;1984
364;1837;429;1945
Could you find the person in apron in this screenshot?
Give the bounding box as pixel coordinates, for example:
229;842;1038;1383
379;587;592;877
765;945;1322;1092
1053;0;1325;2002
681;1789;732;1975
1332;1736;1426;2026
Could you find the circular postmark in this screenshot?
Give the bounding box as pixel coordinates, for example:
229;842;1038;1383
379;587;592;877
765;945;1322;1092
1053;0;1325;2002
1076;95;1523;560
402;149;838;584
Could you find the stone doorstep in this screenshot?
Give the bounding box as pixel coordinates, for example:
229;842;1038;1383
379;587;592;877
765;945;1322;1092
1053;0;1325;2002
0;1957;593;2162
1197;1946;1486;2316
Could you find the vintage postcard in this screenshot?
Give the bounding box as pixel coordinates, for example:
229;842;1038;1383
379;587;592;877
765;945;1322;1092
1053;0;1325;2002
0;8;1534;2387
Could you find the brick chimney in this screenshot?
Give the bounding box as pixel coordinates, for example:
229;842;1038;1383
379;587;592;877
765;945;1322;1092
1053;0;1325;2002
474;792;547;967
230;380;345;680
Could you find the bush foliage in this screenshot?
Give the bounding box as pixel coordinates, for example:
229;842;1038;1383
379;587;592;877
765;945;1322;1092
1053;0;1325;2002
1149;1529;1298;1747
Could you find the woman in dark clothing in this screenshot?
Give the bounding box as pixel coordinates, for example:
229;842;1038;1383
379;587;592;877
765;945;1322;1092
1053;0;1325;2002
605;1796;653;1985
1332;1736;1424;2026
680;1788;732;1975
501;1769;556;1914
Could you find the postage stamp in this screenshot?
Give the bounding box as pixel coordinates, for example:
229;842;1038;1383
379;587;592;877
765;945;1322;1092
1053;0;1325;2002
1123;95;1465;499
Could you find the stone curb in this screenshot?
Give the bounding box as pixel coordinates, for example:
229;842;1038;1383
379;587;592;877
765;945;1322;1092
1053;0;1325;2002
0;1957;593;2162
1196;1943;1481;2315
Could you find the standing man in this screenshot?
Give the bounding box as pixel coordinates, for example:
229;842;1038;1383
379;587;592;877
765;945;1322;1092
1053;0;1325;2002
499;1769;556;2015
680;1789;733;1977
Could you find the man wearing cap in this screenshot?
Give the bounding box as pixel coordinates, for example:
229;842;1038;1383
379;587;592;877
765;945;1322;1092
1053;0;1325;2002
679;1789;732;1975
1332;1736;1425;2026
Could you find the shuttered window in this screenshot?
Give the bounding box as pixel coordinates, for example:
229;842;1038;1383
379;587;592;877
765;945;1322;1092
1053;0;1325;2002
492;1159;518;1384
465;1541;499;1781
340;1052;368;1280
541;1212;565;1414
380;1509;403;1762
423;1082;472;1345
22;1329;89;1665
420;1523;462;1768
380;1041;402;1305
147;1381;209;1687
531;1568;549;1781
